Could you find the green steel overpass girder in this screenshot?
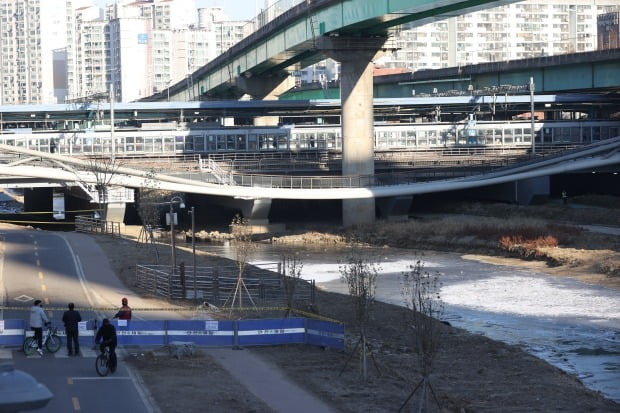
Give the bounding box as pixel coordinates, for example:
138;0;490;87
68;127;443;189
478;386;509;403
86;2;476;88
150;0;519;102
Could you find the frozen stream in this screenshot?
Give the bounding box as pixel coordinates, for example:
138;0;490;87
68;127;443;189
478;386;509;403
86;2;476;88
198;243;620;402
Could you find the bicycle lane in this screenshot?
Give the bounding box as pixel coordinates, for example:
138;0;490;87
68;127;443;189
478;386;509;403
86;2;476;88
11;351;151;413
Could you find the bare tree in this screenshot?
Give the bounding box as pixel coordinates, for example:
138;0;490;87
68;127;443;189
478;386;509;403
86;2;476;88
85;156;123;220
135;187;169;262
282;255;303;317
338;250;381;380
399;260;444;413
224;215;256;311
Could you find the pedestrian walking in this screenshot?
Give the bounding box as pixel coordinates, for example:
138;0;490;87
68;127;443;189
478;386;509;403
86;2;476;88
29;300;49;356
562;190;568;205
62;302;82;356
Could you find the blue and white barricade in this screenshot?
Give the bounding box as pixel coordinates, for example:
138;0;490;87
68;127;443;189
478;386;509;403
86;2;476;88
115;320;166;346
167;320;235;346
237;318;306;346
0;319;25;346
2;318;345;349
306;319;345;350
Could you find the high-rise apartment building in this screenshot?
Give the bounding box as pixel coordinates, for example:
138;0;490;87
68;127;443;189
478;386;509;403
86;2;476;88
376;0;620;72
0;0;67;104
597;11;620;49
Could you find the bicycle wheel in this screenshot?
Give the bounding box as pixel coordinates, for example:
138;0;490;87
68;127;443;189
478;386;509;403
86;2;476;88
45;335;61;353
23;337;37;356
95;354;110;377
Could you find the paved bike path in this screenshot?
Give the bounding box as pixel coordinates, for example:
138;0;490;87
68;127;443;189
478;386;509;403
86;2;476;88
64;231;339;413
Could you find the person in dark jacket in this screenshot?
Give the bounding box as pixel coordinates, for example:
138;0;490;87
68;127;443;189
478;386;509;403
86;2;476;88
113;297;132;321
62;302;82;356
95;318;118;372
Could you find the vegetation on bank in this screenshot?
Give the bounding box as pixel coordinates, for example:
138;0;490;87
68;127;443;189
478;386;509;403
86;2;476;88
269;198;620;278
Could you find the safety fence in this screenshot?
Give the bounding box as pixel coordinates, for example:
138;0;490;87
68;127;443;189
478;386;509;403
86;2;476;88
75;215;121;237
0;318;344;350
135;263;315;305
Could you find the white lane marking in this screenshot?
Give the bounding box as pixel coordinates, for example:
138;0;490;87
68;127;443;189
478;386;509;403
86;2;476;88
60;236;103;319
71;377;132;381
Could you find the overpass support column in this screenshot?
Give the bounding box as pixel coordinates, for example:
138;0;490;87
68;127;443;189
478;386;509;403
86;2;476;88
319;37;388;226
238;198;285;233
236;74;296;126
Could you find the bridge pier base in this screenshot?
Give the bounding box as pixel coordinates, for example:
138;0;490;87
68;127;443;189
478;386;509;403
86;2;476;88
238;198;285;233
376;196;413;221
104;202;126;223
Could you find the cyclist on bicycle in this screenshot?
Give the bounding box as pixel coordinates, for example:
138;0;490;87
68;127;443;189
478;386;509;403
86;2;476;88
95;318;118;372
29;299;49;356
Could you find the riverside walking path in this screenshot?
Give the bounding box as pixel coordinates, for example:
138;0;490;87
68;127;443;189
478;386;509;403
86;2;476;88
63;230;337;413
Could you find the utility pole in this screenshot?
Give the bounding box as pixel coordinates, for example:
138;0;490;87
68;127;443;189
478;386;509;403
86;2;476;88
110;83;115;161
530;76;535;155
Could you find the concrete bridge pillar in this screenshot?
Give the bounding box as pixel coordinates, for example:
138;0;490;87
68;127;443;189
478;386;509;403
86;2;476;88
318;37;388;226
236;74;296;126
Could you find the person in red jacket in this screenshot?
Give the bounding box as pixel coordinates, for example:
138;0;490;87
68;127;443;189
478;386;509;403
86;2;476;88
113;297;132;320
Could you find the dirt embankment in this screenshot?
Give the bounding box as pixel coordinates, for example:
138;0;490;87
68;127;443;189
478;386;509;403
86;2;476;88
101;199;620;413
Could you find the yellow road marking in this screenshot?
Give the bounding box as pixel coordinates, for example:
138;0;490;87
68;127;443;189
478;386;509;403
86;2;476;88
38;272;43;280
41;284;46;292
67;377;73;385
72;397;80;411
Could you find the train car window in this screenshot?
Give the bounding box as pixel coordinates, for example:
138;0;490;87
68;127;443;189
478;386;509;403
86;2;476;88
144;137;153;153
427;130;437;146
193;135;204;152
207;135;216;151
326;132;336;149
135;136;144;152
289;133;298;150
277;135;288;150
248;134;258;151
611;127;619;139
495;129;503;144
39;138;50;153
185;136;196;152
175;135;184;151
236;134;246;150
93;137;102;153
417;131;427;146
504;129;513;144
226;135;236;150
153;136;163;153
126;136;135;152
217;135;226;151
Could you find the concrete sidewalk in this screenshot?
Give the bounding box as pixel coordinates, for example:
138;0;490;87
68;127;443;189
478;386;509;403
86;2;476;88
63;230;338;413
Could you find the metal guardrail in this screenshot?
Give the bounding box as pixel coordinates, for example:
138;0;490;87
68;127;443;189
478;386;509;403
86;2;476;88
75;215;121;237
135;263;315;305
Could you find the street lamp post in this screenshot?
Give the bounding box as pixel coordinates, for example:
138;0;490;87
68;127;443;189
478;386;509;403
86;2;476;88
188;206;196;301
168;196;185;298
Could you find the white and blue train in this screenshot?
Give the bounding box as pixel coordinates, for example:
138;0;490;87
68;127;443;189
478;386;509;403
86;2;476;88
1;120;618;156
